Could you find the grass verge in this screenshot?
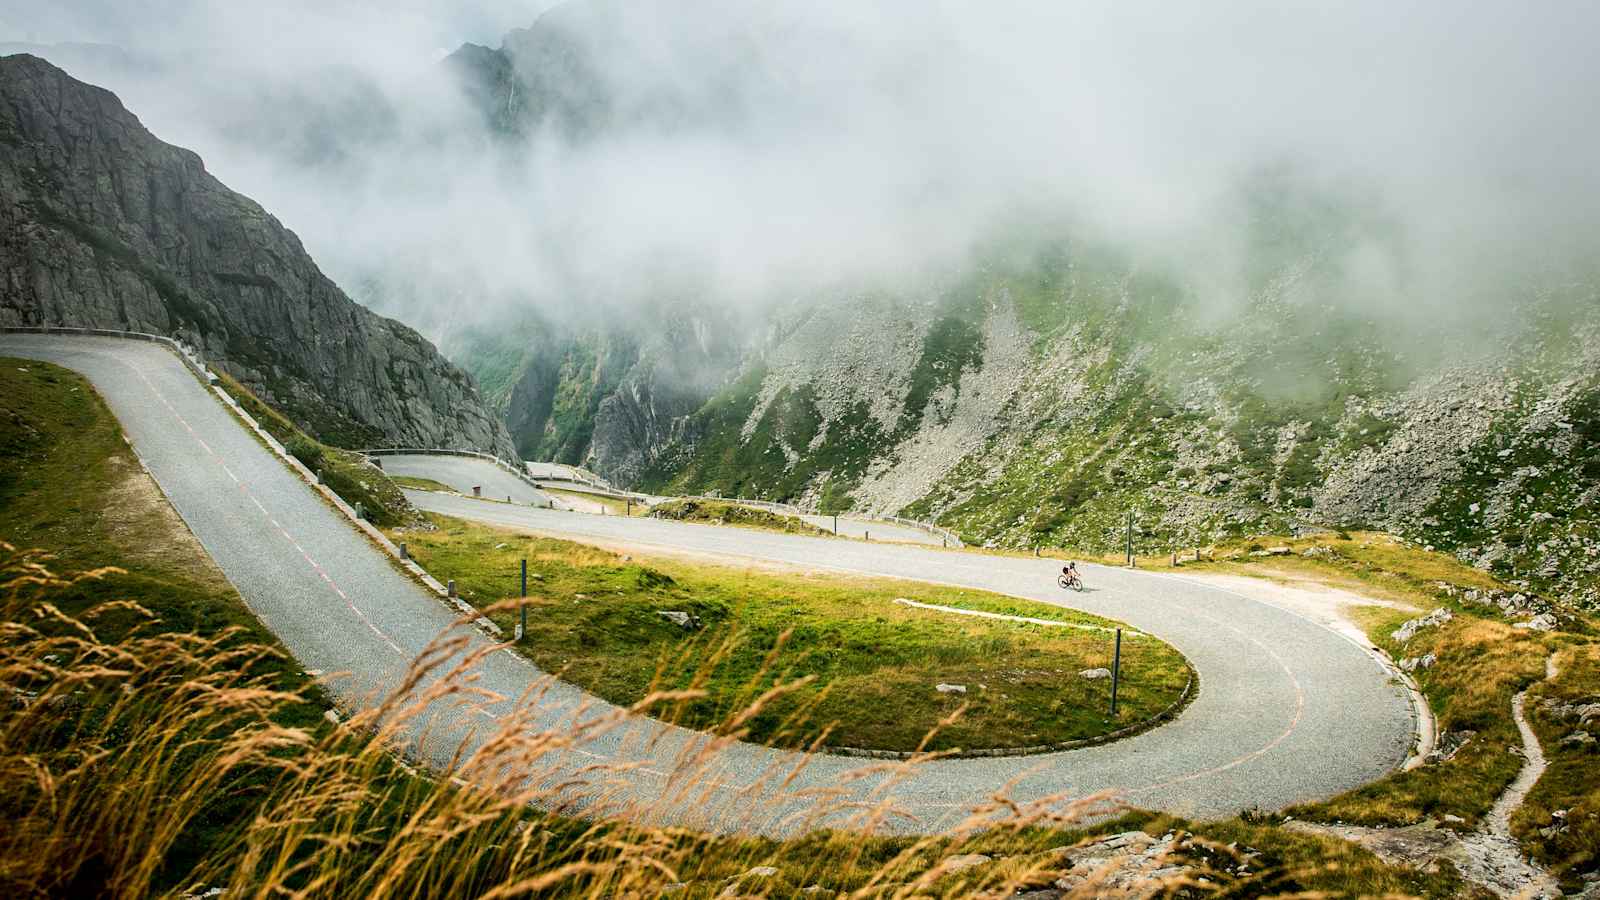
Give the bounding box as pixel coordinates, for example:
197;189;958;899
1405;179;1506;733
544;485;643;515
391;474;457;493
386;512;1190;753
649;497;831;536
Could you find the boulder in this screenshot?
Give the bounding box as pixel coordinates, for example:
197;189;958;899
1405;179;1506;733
1392;608;1453;643
1399;653;1437;673
933;853;991;877
656;610;702;630
936;683;967;693
1079;668;1112;680
1513;613;1558;632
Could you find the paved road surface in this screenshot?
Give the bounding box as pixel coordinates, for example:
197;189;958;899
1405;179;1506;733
378;453;556;508
402;453;946;544
401;494;1418;825
3;334;1417;837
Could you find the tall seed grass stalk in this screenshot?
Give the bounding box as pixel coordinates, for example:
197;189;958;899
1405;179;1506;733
2;541;1237;898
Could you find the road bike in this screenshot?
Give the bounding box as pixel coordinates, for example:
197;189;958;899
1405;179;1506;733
1057;571;1084;592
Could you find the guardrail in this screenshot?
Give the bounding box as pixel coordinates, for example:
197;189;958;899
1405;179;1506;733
524;461;613;491
361;447;560;508
2;324;215;384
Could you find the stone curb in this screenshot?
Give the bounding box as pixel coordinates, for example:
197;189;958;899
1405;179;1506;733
826;672;1195;760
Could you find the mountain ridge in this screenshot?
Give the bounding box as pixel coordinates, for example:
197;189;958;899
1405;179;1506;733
0;54;516;456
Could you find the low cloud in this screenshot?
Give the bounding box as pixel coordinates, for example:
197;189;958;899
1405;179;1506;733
6;0;1598;340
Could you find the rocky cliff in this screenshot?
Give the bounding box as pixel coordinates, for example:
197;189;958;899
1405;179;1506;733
451;305;746;482
0;55;515;456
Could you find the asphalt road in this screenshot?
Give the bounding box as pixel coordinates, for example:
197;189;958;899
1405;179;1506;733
400;453;947;544
4;334;1417;837
378;453;556;508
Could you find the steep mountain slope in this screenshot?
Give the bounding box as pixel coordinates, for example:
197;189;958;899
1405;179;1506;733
450;306;746;481
441;7;1600;609
640;230;1600;609
0;54;514;455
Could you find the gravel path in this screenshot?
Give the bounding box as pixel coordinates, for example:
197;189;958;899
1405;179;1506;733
4;334;1417;839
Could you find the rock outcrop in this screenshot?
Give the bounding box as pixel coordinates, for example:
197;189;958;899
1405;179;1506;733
0;54;515;456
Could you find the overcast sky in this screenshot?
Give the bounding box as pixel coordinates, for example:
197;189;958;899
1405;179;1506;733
4;1;1597;338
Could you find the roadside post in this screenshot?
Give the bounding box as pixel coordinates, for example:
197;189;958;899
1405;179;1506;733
833;514;838;535
1126;510;1134;567
516;559;527;641
1110;628;1122;716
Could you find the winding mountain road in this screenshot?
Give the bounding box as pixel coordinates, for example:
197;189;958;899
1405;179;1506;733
2;334;1418;836
377;453;557;508
389;452;946;545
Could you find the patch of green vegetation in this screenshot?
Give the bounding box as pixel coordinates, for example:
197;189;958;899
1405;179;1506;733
900;315;985;429
816;476;854;514
647;498;830;535
388;513;1191;753
391;474;456;493
531;339;629;464
214;371;421;528
1423;377;1600;601
642;366;898;508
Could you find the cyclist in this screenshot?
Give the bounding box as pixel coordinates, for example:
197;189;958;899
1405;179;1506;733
1059;561;1082;590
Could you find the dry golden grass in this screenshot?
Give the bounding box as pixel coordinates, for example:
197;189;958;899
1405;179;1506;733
0;540;1476;899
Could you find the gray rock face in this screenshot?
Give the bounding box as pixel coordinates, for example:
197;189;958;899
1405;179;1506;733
585;312;739;486
0;54;515;456
1392;608;1453;643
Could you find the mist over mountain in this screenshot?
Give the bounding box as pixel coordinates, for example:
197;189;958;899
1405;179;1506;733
10;1;1599;336
7;1;1599;605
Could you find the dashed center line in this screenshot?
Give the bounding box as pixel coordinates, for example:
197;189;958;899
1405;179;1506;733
125;355;406;658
